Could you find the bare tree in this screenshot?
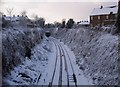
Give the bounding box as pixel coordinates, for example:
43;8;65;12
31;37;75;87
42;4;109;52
35;15;39;21
6;8;14;27
54;21;61;28
34;15;39;27
30;14;38;28
19;10;28;27
6;8;14;16
31;14;38;20
37;17;45;28
21;10;27;17
32;14;45;28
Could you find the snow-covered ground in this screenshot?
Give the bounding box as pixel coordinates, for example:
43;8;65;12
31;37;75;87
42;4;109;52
3;26;119;85
2;27;42;76
58;40;93;85
55;28;119;85
3;35;94;85
3;38;53;85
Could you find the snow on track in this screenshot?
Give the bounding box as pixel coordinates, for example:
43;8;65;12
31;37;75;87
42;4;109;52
59;41;93;85
49;37;93;85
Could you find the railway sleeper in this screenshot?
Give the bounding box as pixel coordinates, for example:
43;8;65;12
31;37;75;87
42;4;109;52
69;80;74;82
69;78;73;80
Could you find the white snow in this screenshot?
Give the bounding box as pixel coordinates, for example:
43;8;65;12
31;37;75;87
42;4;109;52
3;37;53;85
90;5;118;16
78;21;90;25
59;41;93;85
55;27;119;85
97;34;118;47
37;40;58;85
4;36;94;85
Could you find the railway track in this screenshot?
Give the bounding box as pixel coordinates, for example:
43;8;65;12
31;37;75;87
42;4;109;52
48;41;60;87
48;39;64;86
57;44;69;86
57;41;77;87
53;38;77;86
58;45;63;87
49;38;77;87
48;39;64;87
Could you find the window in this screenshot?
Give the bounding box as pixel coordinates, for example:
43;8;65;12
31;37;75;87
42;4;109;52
115;14;117;18
102;23;104;26
106;15;109;19
98;24;100;26
110;12;113;14
91;24;93;27
98;16;100;20
91;16;93;20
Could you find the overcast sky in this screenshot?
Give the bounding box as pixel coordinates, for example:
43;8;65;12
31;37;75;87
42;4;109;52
0;0;118;23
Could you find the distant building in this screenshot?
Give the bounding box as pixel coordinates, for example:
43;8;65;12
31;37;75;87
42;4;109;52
2;15;30;27
3;15;29;22
78;21;90;27
90;5;118;27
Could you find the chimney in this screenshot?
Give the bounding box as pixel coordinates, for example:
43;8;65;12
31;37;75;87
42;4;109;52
100;6;103;9
3;15;6;17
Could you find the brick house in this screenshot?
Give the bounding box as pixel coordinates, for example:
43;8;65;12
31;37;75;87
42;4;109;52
90;5;118;27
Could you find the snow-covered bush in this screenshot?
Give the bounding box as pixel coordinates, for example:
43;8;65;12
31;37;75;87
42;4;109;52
55;28;119;85
2;27;42;76
2;17;11;28
90;25;118;34
3;38;53;85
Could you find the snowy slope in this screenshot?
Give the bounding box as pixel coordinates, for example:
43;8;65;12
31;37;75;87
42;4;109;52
3;37;53;85
59;41;93;85
55;28;119;85
2;27;42;77
2;26;119;85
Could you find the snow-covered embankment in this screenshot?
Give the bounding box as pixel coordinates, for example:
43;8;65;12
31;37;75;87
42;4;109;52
55;28;119;85
2;28;54;85
2;28;42;76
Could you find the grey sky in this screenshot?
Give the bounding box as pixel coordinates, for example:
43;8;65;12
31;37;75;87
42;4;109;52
0;0;118;23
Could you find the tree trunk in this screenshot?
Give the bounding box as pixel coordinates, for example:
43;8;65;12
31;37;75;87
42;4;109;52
115;0;120;33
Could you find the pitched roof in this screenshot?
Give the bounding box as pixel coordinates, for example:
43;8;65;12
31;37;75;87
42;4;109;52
4;16;29;21
4;16;20;21
90;5;118;16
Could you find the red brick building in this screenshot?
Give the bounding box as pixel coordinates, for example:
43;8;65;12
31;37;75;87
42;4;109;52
90;5;118;27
